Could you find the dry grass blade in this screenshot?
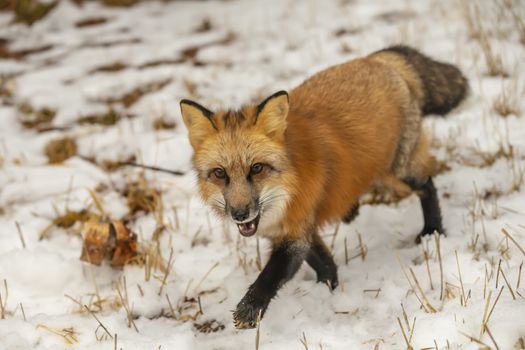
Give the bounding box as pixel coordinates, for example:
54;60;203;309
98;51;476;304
517;261;523;289
193;261;219;294
300;332;309;350
409;268;438;313
485;325;501;350
434;232;444;300
0;279;7;319
158;248;174;296
480;290;492;338
499;268;516;300
121;162;184;176
36;324;78;345
458;331;491;348
455;251;468;306
484;286;504;332
115;277;138;332
15;221;26;249
501;229;525;257
255;310;262;350
83;305;113;339
397;317;414;350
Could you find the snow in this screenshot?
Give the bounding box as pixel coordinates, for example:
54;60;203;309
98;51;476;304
1;0;525;349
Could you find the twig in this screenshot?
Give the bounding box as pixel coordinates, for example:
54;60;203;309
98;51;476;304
20;303;26;321
15;221;27;249
120;162;184;176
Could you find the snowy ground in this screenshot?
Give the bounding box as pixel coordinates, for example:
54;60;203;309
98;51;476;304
1;0;525;349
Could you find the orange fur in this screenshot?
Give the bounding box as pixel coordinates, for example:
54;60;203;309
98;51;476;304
180;50;438;243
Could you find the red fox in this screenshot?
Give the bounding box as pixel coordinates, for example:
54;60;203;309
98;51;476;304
180;45;468;329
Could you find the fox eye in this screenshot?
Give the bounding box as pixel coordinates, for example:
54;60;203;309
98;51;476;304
250;163;263;175
213;168;226;179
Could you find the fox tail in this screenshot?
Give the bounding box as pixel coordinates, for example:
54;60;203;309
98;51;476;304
381;45;468;116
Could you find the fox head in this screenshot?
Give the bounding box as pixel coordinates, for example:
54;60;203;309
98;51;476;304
180;91;294;237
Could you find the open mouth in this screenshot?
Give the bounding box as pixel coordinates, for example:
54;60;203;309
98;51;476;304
236;214;260;237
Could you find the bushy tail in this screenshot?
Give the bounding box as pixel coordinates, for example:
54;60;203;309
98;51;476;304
382;45;468;116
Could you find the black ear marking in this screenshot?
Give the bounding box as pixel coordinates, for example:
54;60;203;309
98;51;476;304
180;99;218;130
254;90;289;123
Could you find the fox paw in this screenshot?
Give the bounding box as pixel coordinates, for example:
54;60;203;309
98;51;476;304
416;226;445;244
316;269;339;291
233;295;268;329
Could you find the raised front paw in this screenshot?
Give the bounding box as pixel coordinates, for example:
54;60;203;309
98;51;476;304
232;294;268;329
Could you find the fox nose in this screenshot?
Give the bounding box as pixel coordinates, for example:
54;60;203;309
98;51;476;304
232;208;249;222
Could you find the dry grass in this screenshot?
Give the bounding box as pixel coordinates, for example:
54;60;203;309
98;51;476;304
97;79;172;108
122;174;162;218
193;319;225;333
40;208;100;240
44;137;77;164
2;0;58;25
18;102;56;130
77;108;127;126
492;82;522;118
153;117;177;130
461;1;508;77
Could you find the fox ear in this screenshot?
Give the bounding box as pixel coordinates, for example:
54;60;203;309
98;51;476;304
180;99;217;149
255;91;289;140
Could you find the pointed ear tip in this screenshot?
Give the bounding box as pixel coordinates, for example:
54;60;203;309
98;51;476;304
180;99;193;108
275;90;289;99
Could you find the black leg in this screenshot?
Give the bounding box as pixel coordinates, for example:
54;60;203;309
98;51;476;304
233;240;308;329
306;232;338;289
342;204;359;224
405;177;444;243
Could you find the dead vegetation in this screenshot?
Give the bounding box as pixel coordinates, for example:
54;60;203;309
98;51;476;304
97;78;172;108
492;81;522;118
77;108;128;126
40;209;100;240
74;16;109;28
17;102;56;130
44;137;77;164
153;117;176;130
88;61;128;74
0;0;57;25
0;37;53;60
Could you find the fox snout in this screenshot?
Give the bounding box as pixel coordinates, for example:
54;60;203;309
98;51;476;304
227;201;261;237
231;207;250;222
